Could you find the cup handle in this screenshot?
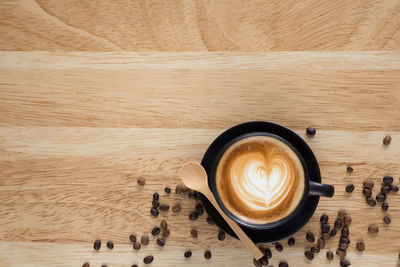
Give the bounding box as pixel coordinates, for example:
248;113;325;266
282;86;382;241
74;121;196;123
308;180;335;197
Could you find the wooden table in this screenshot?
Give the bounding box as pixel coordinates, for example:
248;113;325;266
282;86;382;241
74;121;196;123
1;1;400;267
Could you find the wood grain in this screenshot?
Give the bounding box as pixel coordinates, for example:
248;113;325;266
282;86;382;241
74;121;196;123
1;0;400;51
0;52;400;266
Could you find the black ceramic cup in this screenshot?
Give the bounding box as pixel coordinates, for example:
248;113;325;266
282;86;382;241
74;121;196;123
201;121;334;236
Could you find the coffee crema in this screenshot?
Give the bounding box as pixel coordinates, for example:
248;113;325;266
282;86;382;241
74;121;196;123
216;135;305;224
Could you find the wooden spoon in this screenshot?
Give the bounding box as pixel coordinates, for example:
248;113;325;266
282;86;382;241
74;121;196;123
179;162;264;260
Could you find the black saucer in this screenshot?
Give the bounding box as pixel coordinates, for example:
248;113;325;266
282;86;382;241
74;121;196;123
199;121;321;244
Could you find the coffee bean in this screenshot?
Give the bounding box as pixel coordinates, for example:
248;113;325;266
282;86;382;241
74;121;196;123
204;250;212;259
218;231;225;241
366;196;376;206
129;235;136;243
195;203;204;216
133;242;141;250
141;235;149;245
326;250;334;261
306;127;316;136
383;214;391;224
345;184;355;193
260;256;268;266
137;178;145;186
383;135;391;145
131;264;138;267
101;265;107;267
165;187;171;194
344;216;352;227
346;166;353;173
391;184;399;192
311;246;320;253
362;187;372;197
82;262;90;267
340;259;351;267
159;204;169;212
381;185;391;194
275;243;283;252
106;241;114;249
340;236;350;244
368;224;379;234
376;193;386;202
317;237;325;249
172;203;181;213
304;250;314;260
184;251;192;258
330;229;337;237
151;227;161;236
306;232;315;243
288;237;295;246
356;241;365;252
188;191;198;199
321;224;330;233
188;229;197;238
341;226;349;237
279;261;289;267
322;232;330;241
93;240;101;250
253;259;262;267
363;180;374;189
336;249;346;259
150;207;159;217
152;200;160;208
189;211;199;221
175;184;183;194
381;202;389;211
153;192;159;201
143;255;154;264
320;213;329;224
264;248;272;259
206;217;214;225
338;210;347;220
156;238;165;246
162;229;170;238
339;243;348;250
160;220;168;230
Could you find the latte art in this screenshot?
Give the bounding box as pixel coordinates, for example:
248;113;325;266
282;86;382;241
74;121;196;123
216;136;305;224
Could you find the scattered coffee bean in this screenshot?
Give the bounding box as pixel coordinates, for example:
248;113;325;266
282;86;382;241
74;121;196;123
165;187;171;194
253;259;262;267
344;216;352;226
317;237;325;249
141;235;149;245
340;259;351;267
391;184;399;192
304;250;314;260
172;203;181;213
279;261;289;267
129;235;136;243
336;249;346;259
322;232;330;241
339;243;348;251
368;224;379;234
188;191;197;199
381;185;391;194
362;187;372;197
143;255;154;264
306;127;316;136
383;135;391;145
93;240;101;250
206;217;214;225
275;243;283;252
345;184;355;193
376;193;386;202
321;224;330;233
261;256;268;266
189;211;199;221
162;229;170;238
204;250;212;259
175;184;183;194
150;207;159;217
320;214;329;224
356;241;365;252
363;180;374;189
133;242;141;250
101;265;107;267
306;232;315;243
340;236;350;244
152;200;160;208
195;203;204;216
264;248;272;259
160;220;168;230
184;251;192;258
341;226;349;237
338;210;347;220
366;196;376;206
152;227;161;236
156;238;165;246
288;237;295;246
383;214;391;224
82;262;90;267
190;229;198;238
159;204;169;212
346;166;353;173
383;175;394;184
330;229;337;237
131;265;138;267
106;241;114;249
311;246;320;253
334;218;343;229
218;231;225;241
153;192;159;201
137;178;145;186
381;202;389;211
326;250;334;261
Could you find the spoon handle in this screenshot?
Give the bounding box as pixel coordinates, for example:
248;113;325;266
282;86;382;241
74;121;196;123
202;189;264;260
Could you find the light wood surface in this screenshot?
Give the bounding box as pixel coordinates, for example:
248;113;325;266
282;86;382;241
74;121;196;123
1;51;400;267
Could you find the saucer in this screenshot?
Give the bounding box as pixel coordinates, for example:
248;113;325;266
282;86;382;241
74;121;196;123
199;121;320;244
